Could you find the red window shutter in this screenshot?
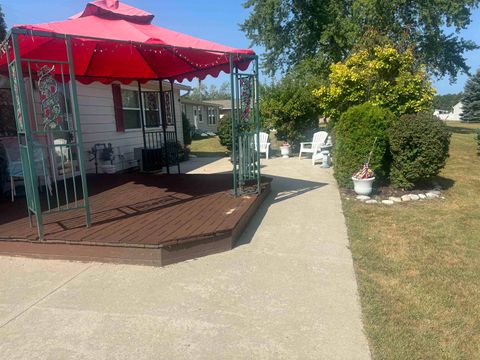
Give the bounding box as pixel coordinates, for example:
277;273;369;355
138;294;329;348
112;84;125;132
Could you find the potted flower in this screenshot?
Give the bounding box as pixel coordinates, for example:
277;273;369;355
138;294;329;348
280;141;290;158
351;137;377;195
100;143;116;174
352;163;375;195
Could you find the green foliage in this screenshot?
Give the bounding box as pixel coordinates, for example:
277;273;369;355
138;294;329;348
182;112;192;146
217;115;232;150
164;141;189;164
260;66;321;144
314;46;435;122
185;81;230;101
388;113;451;189
433;93;463;111
333;103;395;187
461;69;480;122
241;0;479;80
0;5;6;42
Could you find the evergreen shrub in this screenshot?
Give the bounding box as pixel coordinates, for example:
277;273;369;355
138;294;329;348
388;113;451;189
333;103;395;187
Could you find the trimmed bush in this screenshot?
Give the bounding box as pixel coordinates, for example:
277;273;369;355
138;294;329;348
333;103;395;188
217;115;232;150
388;113;451;189
182;112;192;146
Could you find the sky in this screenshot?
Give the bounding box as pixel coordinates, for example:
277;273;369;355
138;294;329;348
2;0;479;95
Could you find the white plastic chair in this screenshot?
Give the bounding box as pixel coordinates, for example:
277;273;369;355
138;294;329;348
299;131;329;161
254;132;271;159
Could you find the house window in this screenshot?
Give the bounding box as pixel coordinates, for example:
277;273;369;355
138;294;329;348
207;107;217;125
144;92;161;128
121;89;141;129
121;89;161;129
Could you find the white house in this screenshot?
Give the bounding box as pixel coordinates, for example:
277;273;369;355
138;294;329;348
16;79;188;174
180;98;221;133
434;102;463;121
79;81;187;173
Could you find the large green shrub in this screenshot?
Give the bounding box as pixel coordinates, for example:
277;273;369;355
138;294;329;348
388;113;451;189
217;115;232;150
333;103;395;187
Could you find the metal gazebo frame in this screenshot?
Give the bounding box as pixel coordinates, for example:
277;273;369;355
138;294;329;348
2;28;261;240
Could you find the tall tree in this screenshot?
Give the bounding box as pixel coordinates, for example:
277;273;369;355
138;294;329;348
461;69;480;122
185;81;230;101
433;93;463;111
241;0;479;80
313;46;435;122
0;5;6;41
260;64;322;144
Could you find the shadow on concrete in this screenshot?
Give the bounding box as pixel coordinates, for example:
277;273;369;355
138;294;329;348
235;173;327;248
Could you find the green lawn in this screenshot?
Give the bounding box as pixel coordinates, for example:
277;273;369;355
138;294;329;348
189;136;228;157
343;121;480;359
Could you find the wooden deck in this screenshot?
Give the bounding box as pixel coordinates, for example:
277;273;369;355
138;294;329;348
0;173;271;265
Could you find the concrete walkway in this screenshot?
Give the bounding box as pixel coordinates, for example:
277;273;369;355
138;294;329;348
0;157;371;360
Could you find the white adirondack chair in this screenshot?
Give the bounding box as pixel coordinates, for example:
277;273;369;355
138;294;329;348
254;132;271;159
299;131;329;161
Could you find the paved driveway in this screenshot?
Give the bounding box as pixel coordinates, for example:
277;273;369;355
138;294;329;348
0;157;370;359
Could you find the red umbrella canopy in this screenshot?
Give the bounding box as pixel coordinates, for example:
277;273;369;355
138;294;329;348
0;0;255;84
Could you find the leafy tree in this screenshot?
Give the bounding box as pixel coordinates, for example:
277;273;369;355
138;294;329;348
260;65;322;144
241;0;479;80
433;93;463;111
0;5;6;42
0;5;12;135
313;46;435;122
186;81;230;101
461;69;480;122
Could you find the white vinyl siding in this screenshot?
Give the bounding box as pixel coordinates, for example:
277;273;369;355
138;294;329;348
73;81;184;173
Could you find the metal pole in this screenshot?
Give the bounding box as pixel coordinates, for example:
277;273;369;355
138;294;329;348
159;80;170;174
234;66;242;193
138;81;147;149
66;36;91;227
11;33;45;239
229;54;237;196
254;56;261;193
169;80;181;174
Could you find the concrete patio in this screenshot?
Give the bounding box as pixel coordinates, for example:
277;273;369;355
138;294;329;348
0;156;370;359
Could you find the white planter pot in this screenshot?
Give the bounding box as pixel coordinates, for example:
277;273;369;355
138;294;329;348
101;164;116;174
280;146;290;158
352;177;375;195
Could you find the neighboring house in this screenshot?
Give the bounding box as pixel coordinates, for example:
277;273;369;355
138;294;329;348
208;99;232;119
180;98;221;133
434;102;463;121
